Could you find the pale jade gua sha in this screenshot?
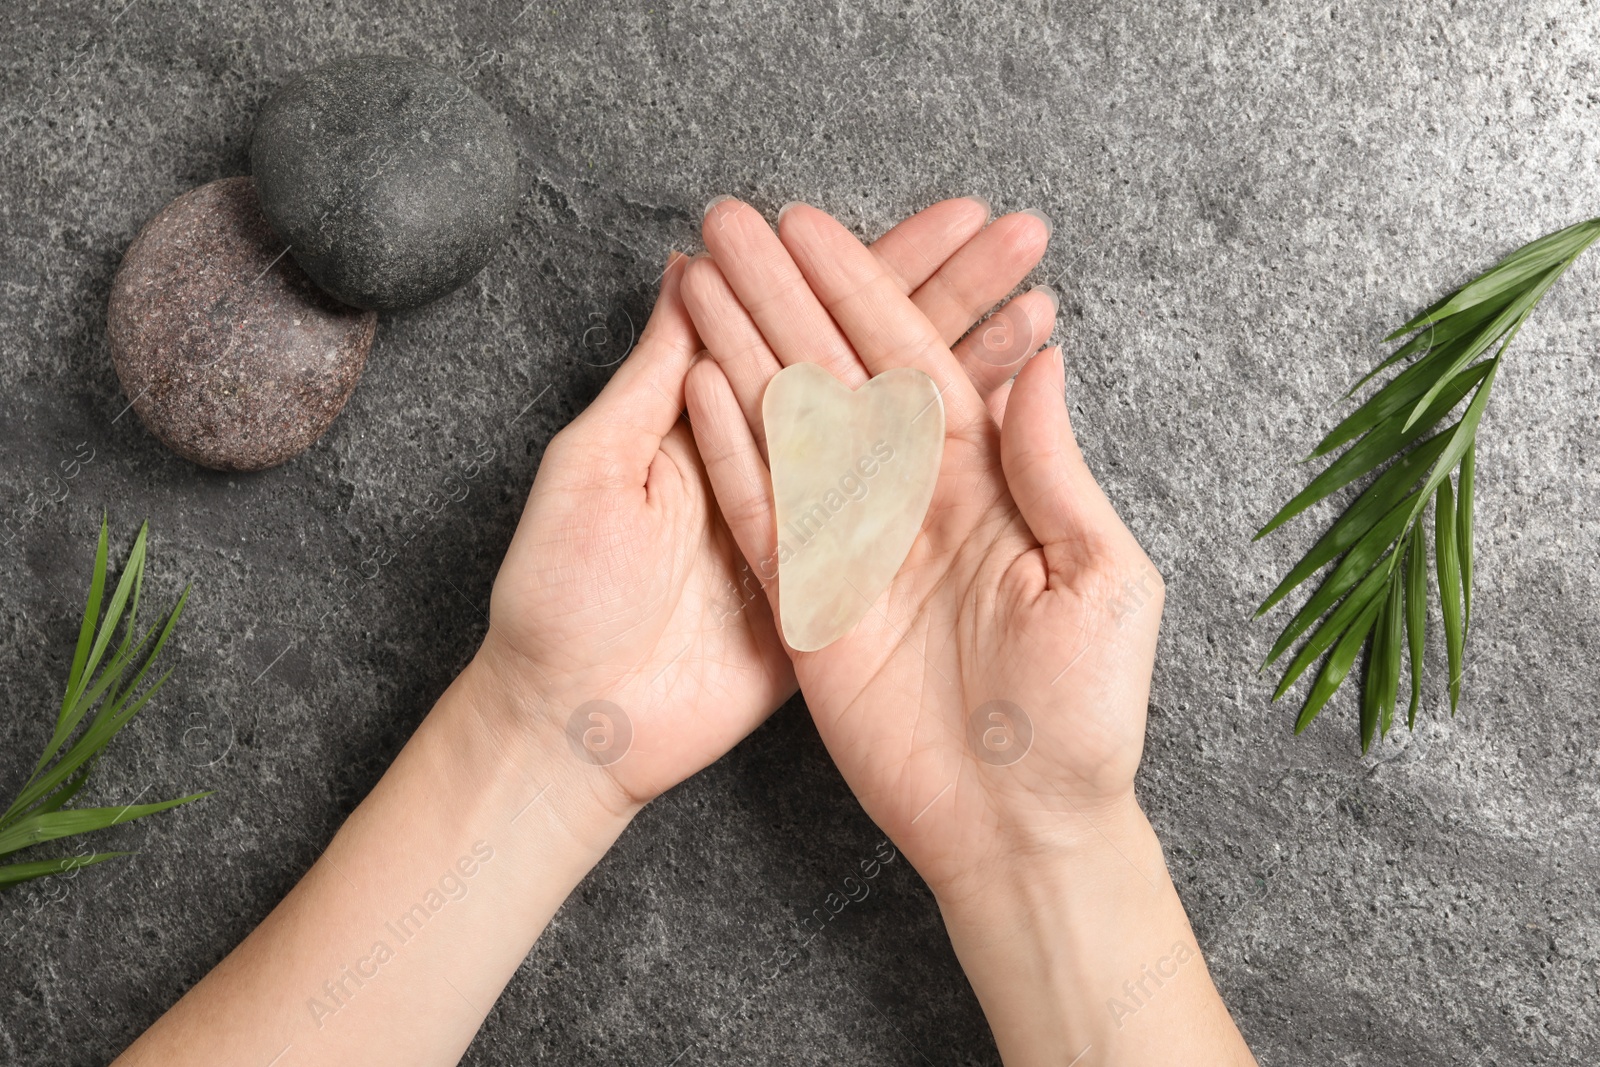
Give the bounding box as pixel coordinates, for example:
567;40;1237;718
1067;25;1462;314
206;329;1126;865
761;362;945;652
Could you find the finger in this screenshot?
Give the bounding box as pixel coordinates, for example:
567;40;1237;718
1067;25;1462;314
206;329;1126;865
692;197;998;449
567;251;699;482
999;347;1133;575
986;378;1014;424
683;357;781;602
951;284;1058;401
871;196;992;295
775;203;989;435
911;209;1052;346
679;254;782;457
703;198;867;387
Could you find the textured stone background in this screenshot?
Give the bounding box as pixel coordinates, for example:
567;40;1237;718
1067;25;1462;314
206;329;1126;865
2;1;1598;1064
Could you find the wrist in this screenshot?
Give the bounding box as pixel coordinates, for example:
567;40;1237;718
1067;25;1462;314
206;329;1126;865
439;641;643;851
931;803;1161;1065
932;799;1246;1066
931;791;1157;922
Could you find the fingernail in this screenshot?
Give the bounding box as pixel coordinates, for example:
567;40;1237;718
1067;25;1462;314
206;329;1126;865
1020;207;1053;238
704;194;736;219
963;195;992;219
777;200;808;225
1029;283;1059;314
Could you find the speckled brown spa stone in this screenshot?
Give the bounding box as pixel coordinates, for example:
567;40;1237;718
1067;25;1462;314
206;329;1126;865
108;176;377;472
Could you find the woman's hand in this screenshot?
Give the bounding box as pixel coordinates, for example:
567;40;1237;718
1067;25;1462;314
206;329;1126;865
682;197;1154;899
683;200;1255;1066
478;197;1055;813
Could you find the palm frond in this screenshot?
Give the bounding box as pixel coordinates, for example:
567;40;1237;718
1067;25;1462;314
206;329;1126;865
1258;218;1600;749
0;517;208;890
0;852;131;890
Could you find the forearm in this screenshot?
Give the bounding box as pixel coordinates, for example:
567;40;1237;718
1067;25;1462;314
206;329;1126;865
937;800;1256;1067
115;648;635;1067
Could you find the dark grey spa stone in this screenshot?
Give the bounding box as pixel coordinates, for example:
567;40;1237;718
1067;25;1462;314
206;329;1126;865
250;55;518;310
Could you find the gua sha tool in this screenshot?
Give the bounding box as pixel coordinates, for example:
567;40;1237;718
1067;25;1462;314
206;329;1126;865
762;363;945;652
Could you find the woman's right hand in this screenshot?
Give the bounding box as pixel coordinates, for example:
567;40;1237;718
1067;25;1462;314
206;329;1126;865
682;198;1156;900
684;200;1256;1066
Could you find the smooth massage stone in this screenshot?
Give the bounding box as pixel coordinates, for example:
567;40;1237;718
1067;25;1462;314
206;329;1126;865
250;55;519;310
762;363;945;652
108;177;377;472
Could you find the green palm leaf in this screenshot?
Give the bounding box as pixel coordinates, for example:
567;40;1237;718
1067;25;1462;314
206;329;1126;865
1256;432;1450;618
0;795;210;857
1257;218;1600;750
1253;361;1493;540
1435;481;1466;715
1;519;208;891
60;520;109;719
1401;271;1554;430
0;852;130;889
1271;552;1395;700
1388;218;1600;335
1374;565;1406;745
1294;595;1383;734
1345;289;1512;400
1404;525;1428;729
1314;343;1488;459
1458;444;1476;625
1262;496;1416;667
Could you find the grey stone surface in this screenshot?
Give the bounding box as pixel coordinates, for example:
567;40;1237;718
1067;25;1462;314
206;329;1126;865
1;2;1597;1065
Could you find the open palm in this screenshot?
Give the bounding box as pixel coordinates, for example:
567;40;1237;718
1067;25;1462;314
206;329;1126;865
480;199;1055;812
684;201;1163;901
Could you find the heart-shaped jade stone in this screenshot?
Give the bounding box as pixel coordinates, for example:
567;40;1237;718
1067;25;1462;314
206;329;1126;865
762;363;945;652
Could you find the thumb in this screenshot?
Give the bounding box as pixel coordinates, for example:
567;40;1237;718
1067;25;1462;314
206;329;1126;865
999;347;1135;579
566;251;701;483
